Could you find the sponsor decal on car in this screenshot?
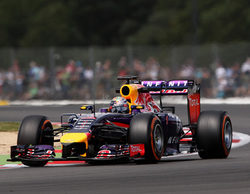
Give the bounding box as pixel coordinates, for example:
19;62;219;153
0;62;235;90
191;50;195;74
129;144;145;157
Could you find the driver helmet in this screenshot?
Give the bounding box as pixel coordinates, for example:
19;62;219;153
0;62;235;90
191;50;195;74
109;96;129;113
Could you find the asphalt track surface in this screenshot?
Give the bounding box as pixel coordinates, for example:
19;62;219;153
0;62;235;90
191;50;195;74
0;104;250;194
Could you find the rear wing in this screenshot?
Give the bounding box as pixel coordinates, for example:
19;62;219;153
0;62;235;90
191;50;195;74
141;80;200;125
141;80;194;95
117;76;200;125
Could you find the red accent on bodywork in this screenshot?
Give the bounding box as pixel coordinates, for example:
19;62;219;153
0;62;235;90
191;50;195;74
180;138;192;142
48;161;86;165
135;92;161;112
86;132;92;140
188;93;200;124
129;144;145;157
105;122;130;128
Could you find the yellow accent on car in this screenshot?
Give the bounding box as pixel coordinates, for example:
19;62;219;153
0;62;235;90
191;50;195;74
120;84;139;103
80;106;87;110
81;153;87;157
60;133;88;149
120;84;143;112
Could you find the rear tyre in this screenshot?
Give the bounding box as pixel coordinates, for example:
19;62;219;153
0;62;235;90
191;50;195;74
197;111;232;159
17;115;54;167
129;113;164;162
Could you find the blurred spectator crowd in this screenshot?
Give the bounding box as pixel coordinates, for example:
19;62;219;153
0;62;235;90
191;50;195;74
0;56;250;101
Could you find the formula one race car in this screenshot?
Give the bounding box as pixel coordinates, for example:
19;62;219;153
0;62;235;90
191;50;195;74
8;76;233;167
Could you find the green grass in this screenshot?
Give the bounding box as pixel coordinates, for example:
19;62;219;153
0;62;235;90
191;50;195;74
0;122;60;132
0;122;19;132
0;155;21;165
0;154;62;165
0;153;62;165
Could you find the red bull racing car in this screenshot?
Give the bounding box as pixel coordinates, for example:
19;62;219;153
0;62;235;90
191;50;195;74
8;76;233;167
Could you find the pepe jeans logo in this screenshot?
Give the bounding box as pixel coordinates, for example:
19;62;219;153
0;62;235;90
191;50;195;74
130;145;143;152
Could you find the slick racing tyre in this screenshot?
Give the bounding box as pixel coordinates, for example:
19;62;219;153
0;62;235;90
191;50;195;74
197;111;232;159
18;115;54;167
129;113;164;162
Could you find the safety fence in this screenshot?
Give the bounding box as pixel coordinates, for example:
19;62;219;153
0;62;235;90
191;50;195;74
0;43;250;100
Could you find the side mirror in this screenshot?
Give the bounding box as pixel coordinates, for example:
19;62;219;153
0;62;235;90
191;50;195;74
80;105;94;113
131;105;144;114
131;105;145;110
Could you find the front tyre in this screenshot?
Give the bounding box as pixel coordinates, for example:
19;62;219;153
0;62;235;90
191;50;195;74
197;111;232;159
129;113;164;162
21;160;48;167
17;115;54;167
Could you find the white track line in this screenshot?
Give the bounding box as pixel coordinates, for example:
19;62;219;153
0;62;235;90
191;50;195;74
232;132;250;148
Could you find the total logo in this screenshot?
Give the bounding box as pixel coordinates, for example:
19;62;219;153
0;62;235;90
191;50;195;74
167;136;179;144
